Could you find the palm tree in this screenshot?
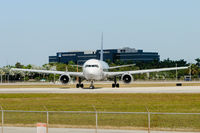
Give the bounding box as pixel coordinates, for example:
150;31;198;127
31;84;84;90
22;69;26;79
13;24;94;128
195;58;200;67
0;69;5;83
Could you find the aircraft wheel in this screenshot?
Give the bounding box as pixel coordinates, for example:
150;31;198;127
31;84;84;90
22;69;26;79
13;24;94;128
76;84;80;88
80;84;84;88
116;83;120;88
90;86;95;89
112;83;116;88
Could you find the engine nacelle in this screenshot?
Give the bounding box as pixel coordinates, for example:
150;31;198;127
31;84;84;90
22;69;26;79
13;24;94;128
121;73;133;84
59;75;71;84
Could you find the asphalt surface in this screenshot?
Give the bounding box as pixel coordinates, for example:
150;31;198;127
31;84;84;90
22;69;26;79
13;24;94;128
1;127;197;133
0;86;200;93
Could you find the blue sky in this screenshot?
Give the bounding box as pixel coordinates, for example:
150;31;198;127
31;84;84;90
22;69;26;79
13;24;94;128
0;0;199;66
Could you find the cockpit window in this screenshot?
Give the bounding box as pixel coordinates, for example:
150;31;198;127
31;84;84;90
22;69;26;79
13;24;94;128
85;65;99;68
92;65;99;67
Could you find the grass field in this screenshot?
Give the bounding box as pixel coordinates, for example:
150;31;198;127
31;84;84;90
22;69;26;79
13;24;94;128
0;93;200;112
0;82;200;88
0;93;200;131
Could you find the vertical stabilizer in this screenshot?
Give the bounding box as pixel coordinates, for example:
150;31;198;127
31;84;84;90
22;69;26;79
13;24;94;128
100;32;103;61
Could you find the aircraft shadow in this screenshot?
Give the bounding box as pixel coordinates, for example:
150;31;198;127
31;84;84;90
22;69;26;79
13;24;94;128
82;87;103;89
58;87;103;89
59;87;71;89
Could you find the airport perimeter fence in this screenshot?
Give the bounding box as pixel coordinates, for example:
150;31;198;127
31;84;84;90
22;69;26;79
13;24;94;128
0;110;200;133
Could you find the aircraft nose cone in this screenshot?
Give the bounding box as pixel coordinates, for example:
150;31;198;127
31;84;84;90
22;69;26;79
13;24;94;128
87;70;96;76
84;68;100;80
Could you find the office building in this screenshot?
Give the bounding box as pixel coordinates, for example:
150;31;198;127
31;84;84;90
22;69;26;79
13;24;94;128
49;47;160;64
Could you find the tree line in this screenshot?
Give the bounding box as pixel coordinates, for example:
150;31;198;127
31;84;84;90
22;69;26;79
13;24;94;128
0;58;200;82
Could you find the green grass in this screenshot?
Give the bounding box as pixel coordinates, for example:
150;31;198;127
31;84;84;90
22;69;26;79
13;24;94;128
0;93;200;131
0;93;200;112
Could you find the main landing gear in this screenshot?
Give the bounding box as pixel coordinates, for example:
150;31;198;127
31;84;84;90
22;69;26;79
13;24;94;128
112;76;119;88
76;78;84;88
76;78;95;89
89;80;95;89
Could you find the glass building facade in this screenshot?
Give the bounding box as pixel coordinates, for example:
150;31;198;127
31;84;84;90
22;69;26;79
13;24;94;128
49;47;160;64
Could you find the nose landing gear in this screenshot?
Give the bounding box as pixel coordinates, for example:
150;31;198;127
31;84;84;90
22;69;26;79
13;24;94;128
76;78;84;88
89;80;95;89
112;76;119;88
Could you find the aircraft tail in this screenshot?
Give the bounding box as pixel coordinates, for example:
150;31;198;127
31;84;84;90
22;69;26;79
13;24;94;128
100;32;103;61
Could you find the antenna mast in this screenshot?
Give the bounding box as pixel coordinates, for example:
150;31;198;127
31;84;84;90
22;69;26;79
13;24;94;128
100;32;103;61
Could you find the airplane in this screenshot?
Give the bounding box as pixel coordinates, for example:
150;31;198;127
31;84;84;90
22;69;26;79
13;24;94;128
11;34;189;89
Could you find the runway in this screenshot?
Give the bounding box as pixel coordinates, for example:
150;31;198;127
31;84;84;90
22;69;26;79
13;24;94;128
0;86;200;93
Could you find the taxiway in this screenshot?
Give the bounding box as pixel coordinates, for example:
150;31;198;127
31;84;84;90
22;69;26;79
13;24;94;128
0;86;200;93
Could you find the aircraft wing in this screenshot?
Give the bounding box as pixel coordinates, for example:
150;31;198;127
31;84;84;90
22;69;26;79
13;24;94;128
108;64;135;69
105;66;189;77
11;68;84;77
70;65;83;68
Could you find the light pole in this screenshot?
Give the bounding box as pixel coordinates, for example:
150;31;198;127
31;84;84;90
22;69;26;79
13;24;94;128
7;74;9;83
176;63;178;81
190;64;192;81
76;60;81;82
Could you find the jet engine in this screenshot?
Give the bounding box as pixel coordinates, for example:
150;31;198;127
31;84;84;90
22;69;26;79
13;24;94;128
121;73;133;84
59;74;71;84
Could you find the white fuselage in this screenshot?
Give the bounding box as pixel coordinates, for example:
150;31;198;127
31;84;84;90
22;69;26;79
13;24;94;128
83;59;109;81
